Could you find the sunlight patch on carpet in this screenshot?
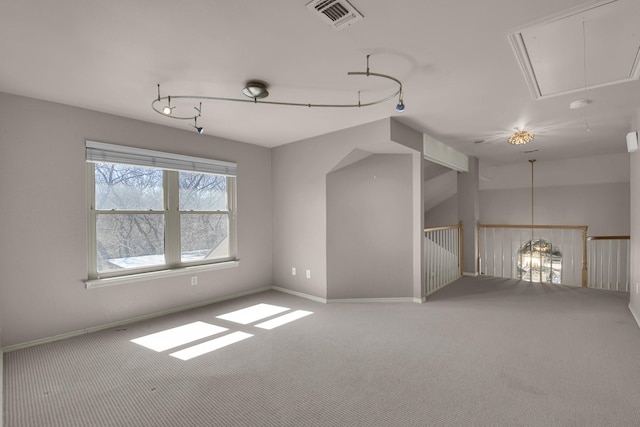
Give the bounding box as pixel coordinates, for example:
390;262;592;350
255;310;313;330
169;332;253;360
130;321;227;352
216;303;289;325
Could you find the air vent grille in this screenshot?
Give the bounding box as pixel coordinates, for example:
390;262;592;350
316;0;348;21
306;0;363;30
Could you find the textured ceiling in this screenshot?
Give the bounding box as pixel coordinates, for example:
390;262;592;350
1;0;639;166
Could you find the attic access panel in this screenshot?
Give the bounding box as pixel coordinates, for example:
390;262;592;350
509;0;640;99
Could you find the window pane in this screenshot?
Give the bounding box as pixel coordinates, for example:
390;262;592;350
517;239;562;284
181;214;229;262
96;214;165;272
179;172;227;211
95;163;163;210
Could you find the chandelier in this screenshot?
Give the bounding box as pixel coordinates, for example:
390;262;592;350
152;55;405;134
508;129;535;145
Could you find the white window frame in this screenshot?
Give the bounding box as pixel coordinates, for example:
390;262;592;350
85;141;237;285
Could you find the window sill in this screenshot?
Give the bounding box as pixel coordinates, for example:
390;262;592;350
84;260;240;289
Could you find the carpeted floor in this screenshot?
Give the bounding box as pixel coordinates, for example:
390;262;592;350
3;276;640;426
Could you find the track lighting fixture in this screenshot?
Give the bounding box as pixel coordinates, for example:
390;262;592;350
242;81;269;100
158;85;175;115
395;88;405;112
192;103;203;134
152;55;405;133
193;117;203;134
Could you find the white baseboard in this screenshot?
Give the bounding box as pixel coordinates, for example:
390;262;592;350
629;303;640;330
0;347;3;427
3;285;424;354
327;297;417;304
271;286;328;304
463;271;479;277
2;286;271;353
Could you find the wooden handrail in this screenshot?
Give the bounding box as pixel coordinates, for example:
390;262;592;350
587;235;630;241
424;224;460;233
478;223;588;231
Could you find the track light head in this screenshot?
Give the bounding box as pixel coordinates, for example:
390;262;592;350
163;95;174;115
395;100;405;112
193;116;203;134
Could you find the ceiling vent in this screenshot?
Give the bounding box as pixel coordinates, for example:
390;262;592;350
306;0;363;30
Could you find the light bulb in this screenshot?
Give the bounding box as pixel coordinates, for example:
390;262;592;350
395;100;405;112
163;105;172;115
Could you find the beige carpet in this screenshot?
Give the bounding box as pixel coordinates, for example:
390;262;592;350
4;276;640;426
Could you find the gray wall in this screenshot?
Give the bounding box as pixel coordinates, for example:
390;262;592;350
478;154;630;236
271;119;392;299
0;92;273;347
327;154;413;299
423;160;458;228
480;152;629;191
425;195;458;228
271;118;424;301
480;183;630;236
427;174;630;234
458;157;480;274
630;115;640;324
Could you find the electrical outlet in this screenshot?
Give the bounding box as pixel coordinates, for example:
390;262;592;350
292;267;296;276
306;269;311;279
191;276;198;286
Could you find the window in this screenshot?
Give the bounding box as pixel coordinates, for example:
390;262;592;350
86;141;236;280
516;239;562;284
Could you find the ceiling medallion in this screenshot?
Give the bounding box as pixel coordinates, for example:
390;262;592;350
152;55;405;134
508;129;535;145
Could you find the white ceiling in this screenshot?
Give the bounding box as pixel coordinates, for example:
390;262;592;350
1;0;640;166
511;0;640;98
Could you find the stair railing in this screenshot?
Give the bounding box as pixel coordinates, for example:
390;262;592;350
477;224;588;287
587;236;631;292
424;222;463;296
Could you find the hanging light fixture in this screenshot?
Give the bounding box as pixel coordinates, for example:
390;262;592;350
517;158;562;284
508;129;535;145
529;159;536;246
528;159;540;281
152;55;405;132
519;159;539;282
